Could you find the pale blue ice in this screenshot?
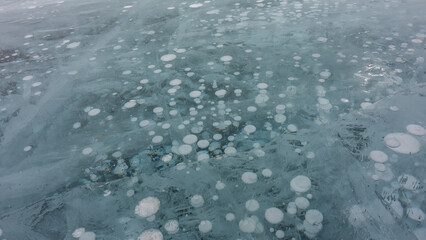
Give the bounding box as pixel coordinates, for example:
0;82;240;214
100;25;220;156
0;0;425;239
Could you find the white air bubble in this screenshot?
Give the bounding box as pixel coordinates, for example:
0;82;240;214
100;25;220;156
374;163;386;172
88;109;100;116
162;154;172;163
287;202;297;215
319;71;331;79
276;230;285;238
160;54;176;61
197;152;209;162
406;124;426;136
66;42;80;49
215;181;225;190
139;120;150;127
153;107;164;115
290;175;311;193
183;134;198;144
242;172;258;184
369;150;388;163
287;124;298;132
262;169;272;177
213;134;222;140
384;133;420;154
226;213;235;221
72;228;85;238
127;190;135;197
73;122;81;129
407;208;425;222
123;100;137;109
257;83;268;89
274;114;286;123
245;199;260;212
190;91;201;98
135;197;160;218
137;229;163;240
276;104;286;114
164;220;179;234
82;147;93;155
224;146;237;156
305;209;323;225
152;136;163;143
247;106;257;112
295;197;310;209
198;220;212;233
79;232;96;240
239;217;256;233
178;145;192;155
23;75;33;81
244;125;256;134
265;207;284;224
215;89;227;98
170;79;182;86
220;55;232;61
197;140;209;148
189;3;203;8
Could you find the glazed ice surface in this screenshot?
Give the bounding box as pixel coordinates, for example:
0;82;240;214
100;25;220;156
0;0;425;239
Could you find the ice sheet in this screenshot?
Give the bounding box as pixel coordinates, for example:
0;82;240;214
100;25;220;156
0;0;425;239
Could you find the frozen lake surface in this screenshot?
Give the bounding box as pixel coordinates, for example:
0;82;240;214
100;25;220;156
0;0;425;239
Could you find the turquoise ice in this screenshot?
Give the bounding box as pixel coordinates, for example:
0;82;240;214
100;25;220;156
0;0;425;239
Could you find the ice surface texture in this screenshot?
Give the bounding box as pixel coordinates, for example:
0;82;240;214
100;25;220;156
0;0;425;239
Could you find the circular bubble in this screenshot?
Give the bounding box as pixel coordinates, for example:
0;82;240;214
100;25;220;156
369;150;388;163
198;220;212;233
406;124;426;136
242;172;257;184
160;54;176;62
135;197;160;218
265;207;284;224
137;229;163;240
290;175;311;193
220;55;232;61
384;133;420;154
